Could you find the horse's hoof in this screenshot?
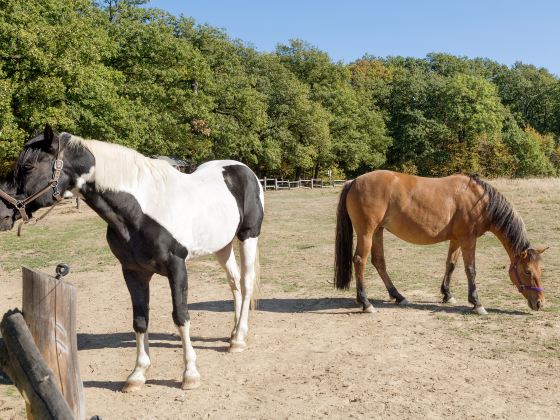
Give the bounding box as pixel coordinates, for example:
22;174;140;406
122;380;144;393
472;306;488;315
443;297;457;304
397;298;409;306
229;340;247;353
181;375;201;390
363;304;377;313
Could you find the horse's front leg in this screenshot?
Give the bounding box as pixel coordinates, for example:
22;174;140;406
441;240;461;304
168;257;201;389
461;240;487;315
122;268;153;392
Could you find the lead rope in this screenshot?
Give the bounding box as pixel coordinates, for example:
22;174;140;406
17;199;62;236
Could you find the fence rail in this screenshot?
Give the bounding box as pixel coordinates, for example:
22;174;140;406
259;177;347;191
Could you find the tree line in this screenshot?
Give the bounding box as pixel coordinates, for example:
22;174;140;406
1;0;559;179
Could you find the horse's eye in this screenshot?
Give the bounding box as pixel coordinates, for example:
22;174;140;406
524;270;531;276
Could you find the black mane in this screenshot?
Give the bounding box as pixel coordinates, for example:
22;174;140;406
14;134;47;186
469;175;530;255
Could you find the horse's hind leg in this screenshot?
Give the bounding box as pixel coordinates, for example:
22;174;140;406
354;232;376;313
441;240;461;304
371;228;408;305
122;268;153;392
215;242;242;339
167;256;201;389
230;237;258;352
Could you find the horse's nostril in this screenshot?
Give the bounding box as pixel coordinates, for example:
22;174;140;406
536;300;542;310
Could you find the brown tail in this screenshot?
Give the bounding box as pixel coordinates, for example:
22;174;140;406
334;180;355;290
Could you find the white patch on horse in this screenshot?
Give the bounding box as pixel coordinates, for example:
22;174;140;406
73;166;95;191
178;322;201;389
125;332;150;387
230;236;259;352
67;135;242;258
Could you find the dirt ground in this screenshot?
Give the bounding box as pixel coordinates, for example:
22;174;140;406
1;179;559;419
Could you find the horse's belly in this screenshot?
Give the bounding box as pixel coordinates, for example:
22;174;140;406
185;217;239;260
384;219;450;245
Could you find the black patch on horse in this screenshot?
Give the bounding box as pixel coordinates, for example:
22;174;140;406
80;184;190;330
222;165;263;241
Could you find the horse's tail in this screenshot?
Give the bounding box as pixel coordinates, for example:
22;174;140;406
250;242;260;310
334;180;355;290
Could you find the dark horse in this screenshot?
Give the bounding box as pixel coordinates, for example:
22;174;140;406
0;181;19;230
334;170;546;314
11;125;264;391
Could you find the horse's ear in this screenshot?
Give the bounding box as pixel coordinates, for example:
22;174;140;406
43;124;54;151
536;246;549;255
521;250;529;259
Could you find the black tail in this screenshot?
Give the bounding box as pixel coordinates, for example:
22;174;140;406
334;180;355;290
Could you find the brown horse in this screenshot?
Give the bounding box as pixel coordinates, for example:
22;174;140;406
334;170;547;314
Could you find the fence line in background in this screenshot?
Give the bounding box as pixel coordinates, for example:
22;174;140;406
259;177;347;191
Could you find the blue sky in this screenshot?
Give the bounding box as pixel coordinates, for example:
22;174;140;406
146;0;560;76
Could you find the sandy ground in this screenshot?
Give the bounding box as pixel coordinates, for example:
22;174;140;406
1;183;559;419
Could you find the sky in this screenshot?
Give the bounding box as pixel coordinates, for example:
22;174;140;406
146;0;560;76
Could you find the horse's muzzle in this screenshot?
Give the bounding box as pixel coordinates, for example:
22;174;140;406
0;216;14;231
528;299;544;311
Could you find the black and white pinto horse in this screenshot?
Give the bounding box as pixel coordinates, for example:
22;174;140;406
13;125;264;391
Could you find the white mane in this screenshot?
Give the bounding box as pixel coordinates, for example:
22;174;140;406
67;134;178;192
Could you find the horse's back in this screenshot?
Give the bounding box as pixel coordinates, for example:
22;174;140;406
137;159;262;258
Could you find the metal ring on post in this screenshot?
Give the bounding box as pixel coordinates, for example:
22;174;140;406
55;263;70;280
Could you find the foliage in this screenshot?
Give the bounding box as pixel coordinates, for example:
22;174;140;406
0;1;559;178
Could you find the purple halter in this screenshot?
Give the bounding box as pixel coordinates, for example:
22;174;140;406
509;258;544;293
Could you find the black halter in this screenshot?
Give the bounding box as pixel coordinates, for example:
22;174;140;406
0;136;65;223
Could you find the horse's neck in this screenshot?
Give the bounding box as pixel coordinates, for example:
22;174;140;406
79;184;137;242
491;227;524;261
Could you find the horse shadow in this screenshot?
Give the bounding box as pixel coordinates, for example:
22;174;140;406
188;297;528;316
77;332;230;352
82;378;182;391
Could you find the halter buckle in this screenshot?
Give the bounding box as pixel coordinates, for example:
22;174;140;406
53;159;64;171
15;200;25;209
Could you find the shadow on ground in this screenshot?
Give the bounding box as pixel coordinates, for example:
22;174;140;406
188;297;528;316
77;332;229;351
83;378;183;391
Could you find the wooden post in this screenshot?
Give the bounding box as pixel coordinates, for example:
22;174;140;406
274;179;278;191
311;179;314;189
264;176;267;191
22;267;85;420
0;310;74;420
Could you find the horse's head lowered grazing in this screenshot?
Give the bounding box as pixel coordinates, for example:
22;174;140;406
477;176;547;311
13;124;94;218
508;247;547;311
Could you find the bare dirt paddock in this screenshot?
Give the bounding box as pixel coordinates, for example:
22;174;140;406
1;179;559;419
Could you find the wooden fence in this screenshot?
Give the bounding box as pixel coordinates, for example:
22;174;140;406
0;266;85;420
259;177;347;191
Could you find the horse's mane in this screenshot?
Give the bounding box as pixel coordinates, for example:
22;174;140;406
67;134;177;192
468;174;530;255
14;134;45;188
